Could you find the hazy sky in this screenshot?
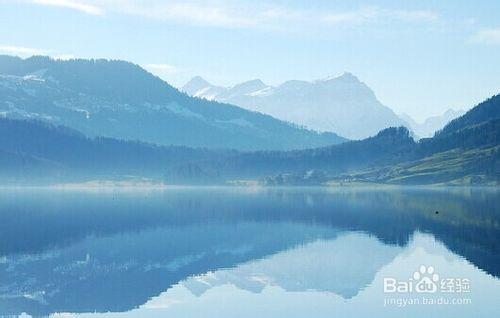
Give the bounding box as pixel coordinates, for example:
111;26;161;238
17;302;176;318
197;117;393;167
0;0;499;121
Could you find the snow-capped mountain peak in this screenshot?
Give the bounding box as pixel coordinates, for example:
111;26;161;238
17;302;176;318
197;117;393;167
233;79;267;90
317;72;360;84
182;76;226;100
224;79;269;98
181;73;408;139
183;76;211;91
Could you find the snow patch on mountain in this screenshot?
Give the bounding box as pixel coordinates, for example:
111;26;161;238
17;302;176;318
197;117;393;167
164;102;205;120
216;118;255;128
22;69;48;82
247;86;273;97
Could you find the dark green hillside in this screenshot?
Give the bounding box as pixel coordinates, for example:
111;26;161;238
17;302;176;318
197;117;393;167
436;94;500;137
166;126;415;183
249;94;500;185
0;118;229;183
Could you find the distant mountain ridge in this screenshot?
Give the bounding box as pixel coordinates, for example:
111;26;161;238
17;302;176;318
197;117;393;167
182;73;408;139
400;109;465;138
0;55;346;150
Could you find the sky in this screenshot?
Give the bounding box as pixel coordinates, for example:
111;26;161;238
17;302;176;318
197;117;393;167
0;0;499;122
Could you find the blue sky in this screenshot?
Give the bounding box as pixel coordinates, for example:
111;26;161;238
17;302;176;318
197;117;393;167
0;0;499;121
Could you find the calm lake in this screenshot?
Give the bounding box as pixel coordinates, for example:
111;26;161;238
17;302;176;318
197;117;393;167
0;187;499;318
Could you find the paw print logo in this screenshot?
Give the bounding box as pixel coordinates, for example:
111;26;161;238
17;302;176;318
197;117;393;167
413;265;439;293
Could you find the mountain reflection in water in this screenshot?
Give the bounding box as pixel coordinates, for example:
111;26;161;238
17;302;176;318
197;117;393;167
0;187;498;317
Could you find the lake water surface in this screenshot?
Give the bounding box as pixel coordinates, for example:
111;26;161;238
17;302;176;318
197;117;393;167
0;187;499;317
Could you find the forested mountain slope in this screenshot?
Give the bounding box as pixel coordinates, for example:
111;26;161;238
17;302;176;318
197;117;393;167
0;55;345;151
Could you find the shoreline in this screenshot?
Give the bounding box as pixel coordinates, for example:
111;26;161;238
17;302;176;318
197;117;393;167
0;181;498;191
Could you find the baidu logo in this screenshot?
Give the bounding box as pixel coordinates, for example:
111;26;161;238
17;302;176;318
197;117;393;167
413;265;439;293
383;265;470;294
384;264;439;293
383;265;472;307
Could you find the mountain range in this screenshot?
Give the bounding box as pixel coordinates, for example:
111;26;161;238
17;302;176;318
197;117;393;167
400;109;465;138
0;55;345;151
182;73;409;140
1;93;498;185
0;55;498;185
